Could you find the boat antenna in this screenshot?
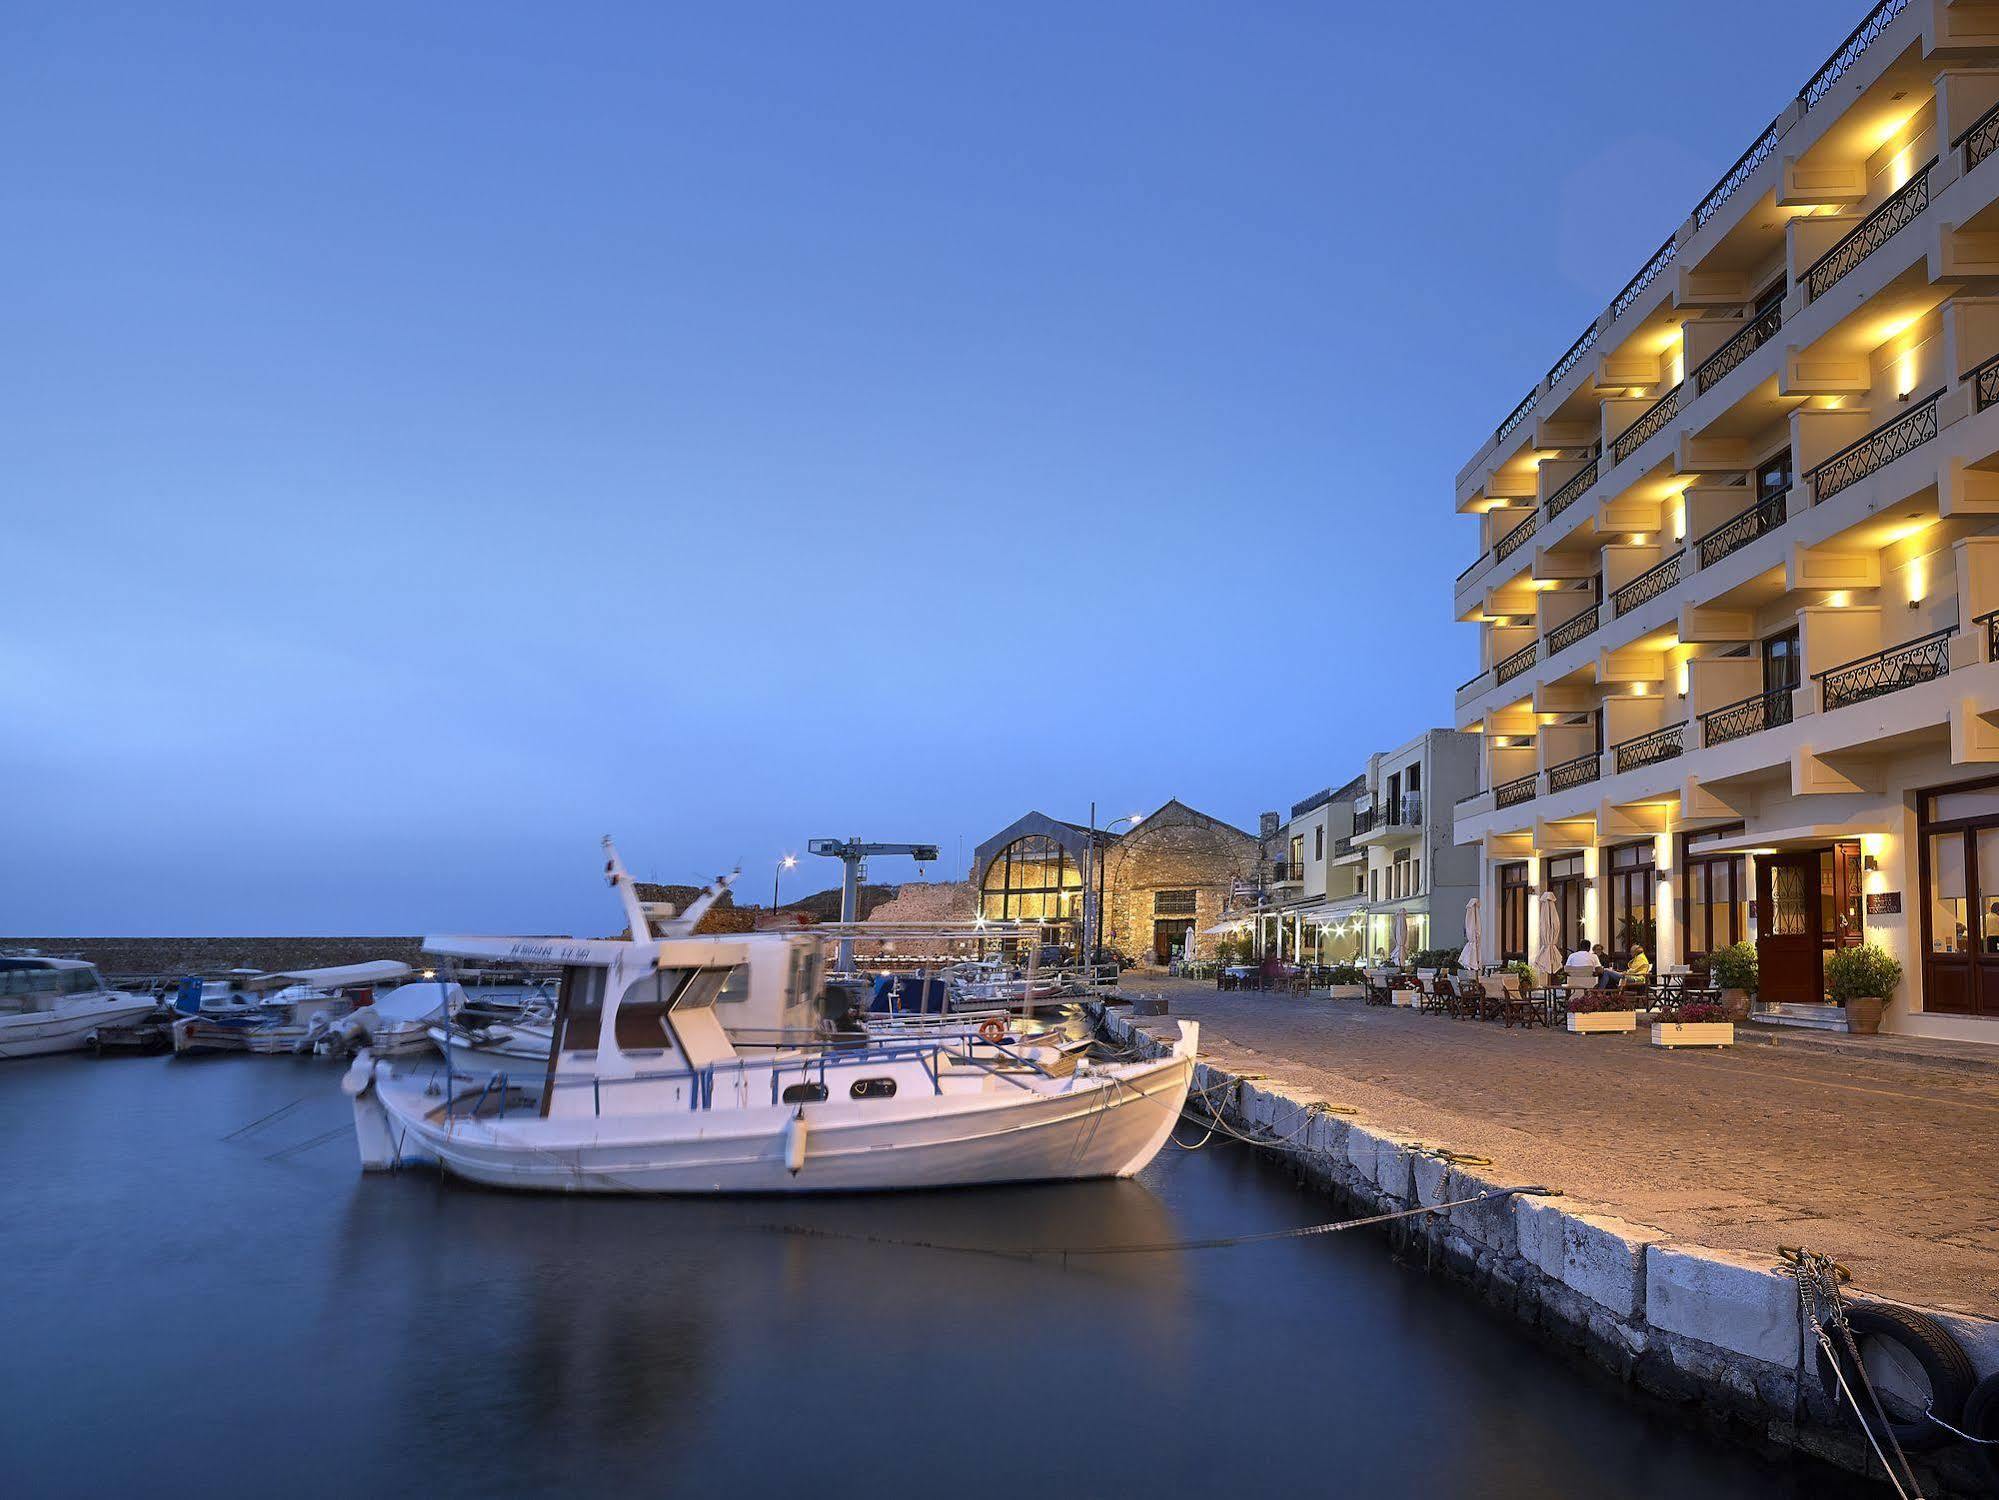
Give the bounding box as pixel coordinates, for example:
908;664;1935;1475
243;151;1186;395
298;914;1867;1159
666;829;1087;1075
603;836;654;939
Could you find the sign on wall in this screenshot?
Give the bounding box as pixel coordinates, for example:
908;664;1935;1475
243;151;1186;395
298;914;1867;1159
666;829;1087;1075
1865;891;1902;916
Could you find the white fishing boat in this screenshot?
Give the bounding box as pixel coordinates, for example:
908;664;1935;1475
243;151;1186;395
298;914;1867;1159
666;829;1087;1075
0;956;159;1059
173;960;412;1055
323;980;466;1057
344;841;1197;1194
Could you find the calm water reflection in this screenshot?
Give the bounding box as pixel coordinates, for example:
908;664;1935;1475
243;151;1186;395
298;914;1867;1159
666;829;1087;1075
3;1056;1843;1498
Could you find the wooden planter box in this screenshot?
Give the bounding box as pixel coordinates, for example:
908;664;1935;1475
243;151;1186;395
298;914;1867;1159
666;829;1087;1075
1325;984;1366;1000
1567;1010;1637;1034
1390;990;1418;1008
1650;1021;1735;1049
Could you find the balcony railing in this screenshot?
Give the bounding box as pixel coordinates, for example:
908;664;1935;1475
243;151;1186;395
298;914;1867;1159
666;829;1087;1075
1495;642;1538;684
1960;97;1999;175
1493;510;1539;563
1807;389;1942;502
1546;604;1599;655
1496;388;1540;445
1981;608;1999;664
1548;323;1600;389
1332;835;1356;859
1692;304;1782;397
1696;490;1787;570
1270;861;1304;883
1701;685;1795;747
1611;551;1683;616
1803;161;1934;302
1816;627;1955;712
1547;752;1601;793
1968;351;1999;414
1696;118;1781;230
1543;457;1598;521
1611;237;1677;321
1613;722;1685;775
1611;382;1682;466
1494;774;1538;810
1800;0;1914;112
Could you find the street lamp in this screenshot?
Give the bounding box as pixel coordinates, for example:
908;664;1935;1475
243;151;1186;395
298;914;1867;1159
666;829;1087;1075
1084;806;1149;961
772;854;796;923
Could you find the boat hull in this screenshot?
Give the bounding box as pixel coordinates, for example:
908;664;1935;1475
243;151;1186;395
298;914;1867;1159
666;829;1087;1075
0;995;157;1060
346;1025;1197;1195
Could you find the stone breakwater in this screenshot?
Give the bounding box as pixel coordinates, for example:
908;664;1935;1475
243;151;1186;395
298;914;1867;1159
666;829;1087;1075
1095;1002;1999;1494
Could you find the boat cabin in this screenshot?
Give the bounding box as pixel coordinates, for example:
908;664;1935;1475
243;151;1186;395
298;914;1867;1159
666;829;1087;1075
0;957;110;1011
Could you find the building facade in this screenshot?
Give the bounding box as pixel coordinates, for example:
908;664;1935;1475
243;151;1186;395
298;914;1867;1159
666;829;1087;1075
1259;731;1481;964
1451;0;1999;1041
971;801;1264;965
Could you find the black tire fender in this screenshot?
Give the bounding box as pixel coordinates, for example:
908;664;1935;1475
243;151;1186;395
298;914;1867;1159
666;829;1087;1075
1816;1301;1978;1453
1960;1369;1999;1490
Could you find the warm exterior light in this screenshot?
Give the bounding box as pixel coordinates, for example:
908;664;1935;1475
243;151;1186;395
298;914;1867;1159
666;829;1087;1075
1631;683;1648;696
1676;663;1689;697
1827;591;1850;608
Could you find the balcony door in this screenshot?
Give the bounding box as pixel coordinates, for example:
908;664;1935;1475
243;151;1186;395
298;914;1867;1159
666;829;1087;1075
1762;627;1801;696
1755;851;1823;1004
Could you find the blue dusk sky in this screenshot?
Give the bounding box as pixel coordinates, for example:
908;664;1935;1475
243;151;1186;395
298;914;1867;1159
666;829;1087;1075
8;1;1842;934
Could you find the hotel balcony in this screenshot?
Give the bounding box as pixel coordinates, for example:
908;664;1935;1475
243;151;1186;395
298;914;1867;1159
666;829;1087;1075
1353;794;1424;846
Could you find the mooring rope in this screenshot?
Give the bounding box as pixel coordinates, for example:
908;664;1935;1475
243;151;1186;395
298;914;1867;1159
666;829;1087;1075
1789;1247;1926;1500
752;1185;1558;1263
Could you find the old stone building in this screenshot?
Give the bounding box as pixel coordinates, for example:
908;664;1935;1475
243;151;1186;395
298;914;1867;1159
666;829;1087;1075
971;801;1264;964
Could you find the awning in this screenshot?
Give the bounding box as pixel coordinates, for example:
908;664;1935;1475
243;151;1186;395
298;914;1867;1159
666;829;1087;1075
1688;825;1855;856
257;960;412;991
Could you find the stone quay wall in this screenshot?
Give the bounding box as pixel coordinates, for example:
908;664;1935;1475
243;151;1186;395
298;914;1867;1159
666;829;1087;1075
1095;1002;1999;1495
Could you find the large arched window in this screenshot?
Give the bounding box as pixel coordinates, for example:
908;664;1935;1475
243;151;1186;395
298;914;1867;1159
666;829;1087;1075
980;835;1082;924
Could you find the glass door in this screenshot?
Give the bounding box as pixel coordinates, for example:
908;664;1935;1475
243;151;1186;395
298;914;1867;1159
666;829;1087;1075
1756;851;1823;1003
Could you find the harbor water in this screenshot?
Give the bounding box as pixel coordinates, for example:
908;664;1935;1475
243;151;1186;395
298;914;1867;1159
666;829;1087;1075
4;1055;1845;1498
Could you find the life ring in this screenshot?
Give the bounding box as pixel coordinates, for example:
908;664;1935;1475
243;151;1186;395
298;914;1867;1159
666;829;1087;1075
978;1018;1006;1044
1961;1370;1999;1486
1815;1301;1977;1452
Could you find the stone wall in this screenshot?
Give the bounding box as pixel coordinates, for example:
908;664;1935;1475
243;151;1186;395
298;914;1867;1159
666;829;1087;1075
1102;808;1261;963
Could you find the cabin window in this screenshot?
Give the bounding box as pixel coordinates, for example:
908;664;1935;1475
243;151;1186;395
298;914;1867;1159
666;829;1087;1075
557;965;607;1051
613;969;676;1049
675;966;743;1010
716;965;750;1004
782;1081;829;1104
850;1077;897;1100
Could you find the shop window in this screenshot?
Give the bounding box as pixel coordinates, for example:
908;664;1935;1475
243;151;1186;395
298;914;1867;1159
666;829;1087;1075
1498;864;1529;962
1930;832;1969;954
1606;843;1656;959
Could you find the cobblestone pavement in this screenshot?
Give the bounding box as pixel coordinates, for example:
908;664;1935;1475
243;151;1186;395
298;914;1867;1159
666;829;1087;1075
1115;976;1999;1316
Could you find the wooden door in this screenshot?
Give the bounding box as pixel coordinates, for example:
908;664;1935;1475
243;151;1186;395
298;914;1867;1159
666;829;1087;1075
1757;852;1823;1003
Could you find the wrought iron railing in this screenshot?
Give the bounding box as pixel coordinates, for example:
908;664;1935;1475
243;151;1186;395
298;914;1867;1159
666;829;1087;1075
1544;457;1598;520
1696;118;1781;230
1270;861;1304;883
1968;351;1999;414
1613;722;1685;775
1696;490;1787;570
1693;304;1782;397
1611;237;1678;321
1611;382;1682;466
1816;627;1955;712
1807;390;1942;502
1546;604;1598;655
1960;97;1999;174
1547;323;1600;389
1611;551;1683;616
1701;685;1795;747
1333;835;1356;858
1496;388;1540;445
1496;642;1538;684
1800;0;1913;112
1803;161;1933;302
1493;510;1539;563
1982;608;1999;664
1457;666;1488;694
1547;752;1601;793
1495;774;1538;810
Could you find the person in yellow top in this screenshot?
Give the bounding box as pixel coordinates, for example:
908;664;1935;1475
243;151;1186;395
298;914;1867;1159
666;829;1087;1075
1622;945;1652;988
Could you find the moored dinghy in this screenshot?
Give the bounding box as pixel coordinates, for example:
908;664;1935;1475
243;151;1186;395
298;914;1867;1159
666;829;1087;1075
344;840;1197;1194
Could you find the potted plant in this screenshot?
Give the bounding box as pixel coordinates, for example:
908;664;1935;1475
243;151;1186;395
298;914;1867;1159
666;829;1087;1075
1324;963;1366;1000
1651;1000;1734;1048
1565;989;1639;1035
1826;943;1902;1036
1708;941;1757;1022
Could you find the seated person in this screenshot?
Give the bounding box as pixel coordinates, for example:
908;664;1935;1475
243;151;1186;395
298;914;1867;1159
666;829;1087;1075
1622;945;1652;987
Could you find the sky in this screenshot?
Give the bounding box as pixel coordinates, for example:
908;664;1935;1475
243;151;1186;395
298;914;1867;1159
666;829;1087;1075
6;0;1847;935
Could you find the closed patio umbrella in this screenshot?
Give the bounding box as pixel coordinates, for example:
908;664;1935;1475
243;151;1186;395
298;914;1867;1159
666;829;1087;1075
1390;909;1409;967
1533;890;1563;976
1459;897;1483;973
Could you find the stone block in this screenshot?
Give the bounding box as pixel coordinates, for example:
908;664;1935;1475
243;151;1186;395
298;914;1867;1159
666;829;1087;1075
1411;1152;1450;1210
1515;1194;1565;1279
1644;1245;1801;1367
1374;1138;1416;1203
1560;1213;1660;1321
1446;1168;1519;1258
1345;1126;1381;1185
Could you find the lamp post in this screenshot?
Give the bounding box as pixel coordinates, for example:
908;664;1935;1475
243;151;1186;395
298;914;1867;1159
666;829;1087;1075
1084;807;1148;962
772;854;796;924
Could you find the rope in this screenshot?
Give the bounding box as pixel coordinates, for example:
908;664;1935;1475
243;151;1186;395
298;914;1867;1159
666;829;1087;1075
1789;1247;1926;1500
222;1096;307;1140
752;1185;1558;1262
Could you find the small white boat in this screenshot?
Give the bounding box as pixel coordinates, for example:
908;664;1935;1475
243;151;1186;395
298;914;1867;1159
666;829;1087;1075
323;981;466;1057
173;960;412;1055
0;956;159;1059
425;1015;553;1072
944;960;1063;1008
345;841;1197;1194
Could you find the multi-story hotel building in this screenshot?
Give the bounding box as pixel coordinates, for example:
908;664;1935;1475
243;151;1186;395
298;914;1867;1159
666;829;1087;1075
1258;730;1479;965
1452;0;1999;1041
